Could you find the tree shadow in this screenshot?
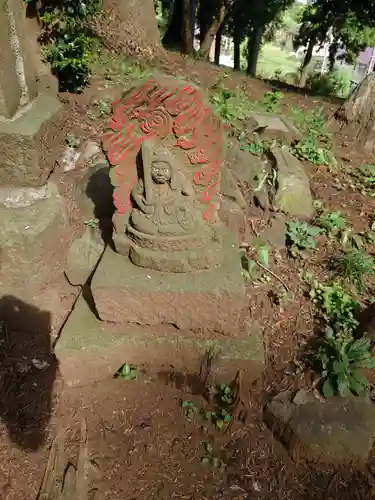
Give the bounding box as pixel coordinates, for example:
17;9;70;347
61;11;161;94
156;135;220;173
0;295;57;451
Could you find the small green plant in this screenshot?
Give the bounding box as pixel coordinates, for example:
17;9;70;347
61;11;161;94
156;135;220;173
205;408;232;431
218;384;234;405
242;141;267;155
261;90;284;113
180;400;198;420
210;85;252;123
241;243;270;280
289;106;327;140
115;362;138;380
317;331;375;397
201;443;225;469
84;218;100;229
331;249;374;291
286;221;321;253
292;136;335;166
310;282;360;335
317;211;347;234
358;164;375;186
66;133;80;148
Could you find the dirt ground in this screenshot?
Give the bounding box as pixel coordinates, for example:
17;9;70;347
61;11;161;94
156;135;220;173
2;48;375;500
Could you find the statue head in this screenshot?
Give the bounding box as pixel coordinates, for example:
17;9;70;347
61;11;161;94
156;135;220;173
151;161;171;184
150;147;174;185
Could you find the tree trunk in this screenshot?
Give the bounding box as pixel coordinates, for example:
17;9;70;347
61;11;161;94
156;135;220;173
163;0;184;49
328;73;375;155
233;25;241;70
298;38;315;87
182;0;194;54
198;2;228;59
91;0;164;60
246;25;263;76
214;23;223;65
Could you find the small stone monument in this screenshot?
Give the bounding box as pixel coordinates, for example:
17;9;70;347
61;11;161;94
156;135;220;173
91;78;244;330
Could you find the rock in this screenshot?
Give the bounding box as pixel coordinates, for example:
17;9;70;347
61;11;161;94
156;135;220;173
0;188;69;294
0;181;58;208
264;391;375;463
227;148;266;187
247;112;301;144
61;146;81;172
221;168;247;209
219;197;250;244
74;163;114;220
65;226;105;286
79;140;101;164
260;213;286;250
273;147;314;218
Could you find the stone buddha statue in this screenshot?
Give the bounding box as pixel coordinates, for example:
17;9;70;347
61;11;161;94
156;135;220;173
129;142;199;237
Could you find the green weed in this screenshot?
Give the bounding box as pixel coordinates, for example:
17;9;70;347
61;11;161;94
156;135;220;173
66;133;80;148
210;85;252;124
180;400;198;420
218;384;234;405
115;362;138;380
317;211;347;235
289;106;327;140
205;408;232;431
260;90;284;113
331;249;374;292
292;136;335;167
310;282;360;335
286;221;322;254
84;218;100;229
317;331;375;397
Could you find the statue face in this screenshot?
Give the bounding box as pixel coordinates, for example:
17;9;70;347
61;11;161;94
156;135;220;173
151;161;171;184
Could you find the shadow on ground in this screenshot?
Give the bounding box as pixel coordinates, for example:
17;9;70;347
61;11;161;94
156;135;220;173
0;295;58;451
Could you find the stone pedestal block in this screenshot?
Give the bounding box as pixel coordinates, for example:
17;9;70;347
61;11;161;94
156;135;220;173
56;296;265;387
0;94;64;186
91;230;246;334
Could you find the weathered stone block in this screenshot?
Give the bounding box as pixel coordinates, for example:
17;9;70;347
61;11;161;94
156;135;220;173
0;94;63;186
0;185;69;294
65;226;105;286
264;390;375;463
91;230;246;334
273;147;314;218
56;295;264;387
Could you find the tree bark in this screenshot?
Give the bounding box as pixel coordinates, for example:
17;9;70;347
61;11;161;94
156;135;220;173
214;23;223;65
233;24;241;70
328;73;375;155
298;37;315;87
182;0;194;54
246;25;263;76
198;1;228;59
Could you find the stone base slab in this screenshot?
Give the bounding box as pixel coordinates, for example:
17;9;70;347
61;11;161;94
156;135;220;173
91;229;246;334
56;296;264;387
0;94;64;186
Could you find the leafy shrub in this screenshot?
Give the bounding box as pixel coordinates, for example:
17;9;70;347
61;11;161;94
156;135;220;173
289;106;327;139
286;221;321;252
310;282;360;335
40;0;101;92
317;332;375;397
306;70;351;98
317;210;347;234
331;249;375;292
